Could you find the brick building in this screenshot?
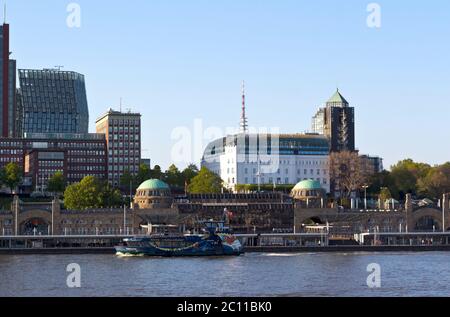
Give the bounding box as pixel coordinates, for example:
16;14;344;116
95;109;141;188
0;133;107;192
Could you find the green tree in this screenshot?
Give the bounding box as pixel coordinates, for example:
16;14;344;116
136;163;152;185
150;165;163;180
64;176;124;210
63;182;82;210
379;187;392;202
367;170;399;199
1;162;23;193
47;171;66;196
120;169;135;192
235;184;293;193
64;176;102;210
99;183;123;208
182;164;199;185
164;164;183;188
417;163;450;198
390;159;431;197
188;167;224;194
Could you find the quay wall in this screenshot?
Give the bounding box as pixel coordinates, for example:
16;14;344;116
3;245;450;255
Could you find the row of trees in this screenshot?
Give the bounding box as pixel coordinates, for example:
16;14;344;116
47;163;223;197
0;161;225;209
369;159;450;200
0;162;66;195
121;163;224;194
330;152;450;201
3;155;450;207
120;163;202;193
62;166;224;209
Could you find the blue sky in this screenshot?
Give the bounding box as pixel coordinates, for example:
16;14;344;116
6;0;450;170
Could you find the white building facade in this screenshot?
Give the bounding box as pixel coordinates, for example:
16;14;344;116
202;133;330;193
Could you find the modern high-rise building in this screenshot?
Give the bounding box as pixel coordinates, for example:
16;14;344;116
311;107;325;135
0;23;17;138
95;109;142;187
17;69;89;136
312;89;355;152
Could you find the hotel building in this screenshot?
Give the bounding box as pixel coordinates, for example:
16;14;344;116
202;133;330;192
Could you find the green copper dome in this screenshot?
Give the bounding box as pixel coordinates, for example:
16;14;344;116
137;179;170;190
293;179;322;191
327;89;349;105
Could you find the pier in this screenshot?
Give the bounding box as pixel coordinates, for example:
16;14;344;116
2;232;450;255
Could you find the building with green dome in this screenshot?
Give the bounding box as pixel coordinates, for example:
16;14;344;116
134;179;173;209
291;179;325;203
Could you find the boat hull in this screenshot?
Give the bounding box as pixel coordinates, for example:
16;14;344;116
115;234;243;257
115;245;241;257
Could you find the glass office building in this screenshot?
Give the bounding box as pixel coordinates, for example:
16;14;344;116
18;69;89;135
311;107;325;135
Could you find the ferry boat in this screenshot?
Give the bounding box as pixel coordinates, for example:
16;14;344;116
114;221;243;257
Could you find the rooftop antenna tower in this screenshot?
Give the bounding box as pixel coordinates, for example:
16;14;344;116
3;3;6;24
239;80;248;134
120;97;122;112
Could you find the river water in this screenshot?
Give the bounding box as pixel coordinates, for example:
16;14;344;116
0;252;449;297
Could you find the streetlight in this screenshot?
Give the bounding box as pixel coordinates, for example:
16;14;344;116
442;194;446;233
129;179;133;209
123;204;127;236
362;185;369;210
380;187;387;210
